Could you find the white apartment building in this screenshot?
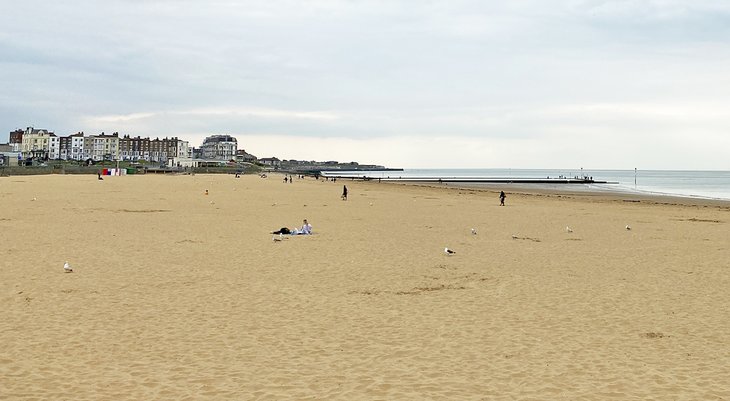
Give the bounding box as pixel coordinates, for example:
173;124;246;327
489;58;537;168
48;135;60;159
71;134;84;160
200;134;237;161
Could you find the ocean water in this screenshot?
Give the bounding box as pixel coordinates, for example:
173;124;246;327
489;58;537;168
332;169;730;200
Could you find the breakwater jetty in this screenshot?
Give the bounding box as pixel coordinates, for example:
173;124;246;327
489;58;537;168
320;172;611;184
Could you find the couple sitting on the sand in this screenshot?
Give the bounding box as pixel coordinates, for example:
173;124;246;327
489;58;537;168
272;219;312;235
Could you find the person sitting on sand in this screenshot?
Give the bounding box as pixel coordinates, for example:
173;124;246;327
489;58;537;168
272;220;312;236
291;219;313;235
300;219;312;234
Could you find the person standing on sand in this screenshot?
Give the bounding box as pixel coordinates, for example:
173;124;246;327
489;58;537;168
499;191;506;206
342;185;348;200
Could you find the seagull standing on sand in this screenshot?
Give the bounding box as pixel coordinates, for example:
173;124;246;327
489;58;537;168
444;247;456;255
471;228;477;235
63;261;73;273
625;225;632;231
566;226;573;233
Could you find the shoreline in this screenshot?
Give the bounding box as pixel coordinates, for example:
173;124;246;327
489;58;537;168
324;169;730;204
369;179;730;208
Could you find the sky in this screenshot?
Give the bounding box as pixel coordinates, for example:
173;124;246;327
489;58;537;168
1;0;729;169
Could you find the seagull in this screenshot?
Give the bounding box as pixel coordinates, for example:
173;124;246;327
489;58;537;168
31;197;37;201
444;247;456;255
566;226;573;233
471;228;477;235
512;234;519;239
63;261;73;273
625;224;631;231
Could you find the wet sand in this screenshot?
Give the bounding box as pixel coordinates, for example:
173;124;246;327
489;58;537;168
1;174;729;400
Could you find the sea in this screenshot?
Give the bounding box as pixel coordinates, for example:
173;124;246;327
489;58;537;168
332;169;730;201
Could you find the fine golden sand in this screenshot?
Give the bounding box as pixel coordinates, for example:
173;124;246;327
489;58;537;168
1;174;729;400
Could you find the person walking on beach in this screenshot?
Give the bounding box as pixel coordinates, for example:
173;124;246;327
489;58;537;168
499;191;506;206
341;185;348;201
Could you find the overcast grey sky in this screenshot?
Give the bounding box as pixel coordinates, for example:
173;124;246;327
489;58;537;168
2;0;729;169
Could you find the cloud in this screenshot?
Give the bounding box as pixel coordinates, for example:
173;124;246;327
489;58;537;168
85;107;339;125
1;0;729;169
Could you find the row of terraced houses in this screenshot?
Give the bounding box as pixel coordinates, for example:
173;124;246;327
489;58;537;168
7;127;191;163
2;128;260;167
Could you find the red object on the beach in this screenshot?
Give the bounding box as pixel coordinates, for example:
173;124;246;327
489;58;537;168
102;168;109;175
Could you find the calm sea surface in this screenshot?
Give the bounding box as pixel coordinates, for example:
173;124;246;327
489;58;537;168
336;169;730;200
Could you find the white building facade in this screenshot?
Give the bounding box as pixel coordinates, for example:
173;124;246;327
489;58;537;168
201;135;238;161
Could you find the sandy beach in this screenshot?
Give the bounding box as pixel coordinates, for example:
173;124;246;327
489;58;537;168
1;173;729;400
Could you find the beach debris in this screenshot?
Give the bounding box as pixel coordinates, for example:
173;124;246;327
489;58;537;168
31;197;37;201
63;261;73;273
566;226;574;233
369;202;373;206
512;235;541;242
444;247;456;255
272;233;284;242
625;224;632;230
209;201;215;205
204;189;209;195
471;228;477;235
642;332;670;339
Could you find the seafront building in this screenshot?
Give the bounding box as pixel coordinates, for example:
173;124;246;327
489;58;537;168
259;157;281;167
19;127;57;160
59;132;85;161
236;149;257;163
9;129;23;152
199;134;237;161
